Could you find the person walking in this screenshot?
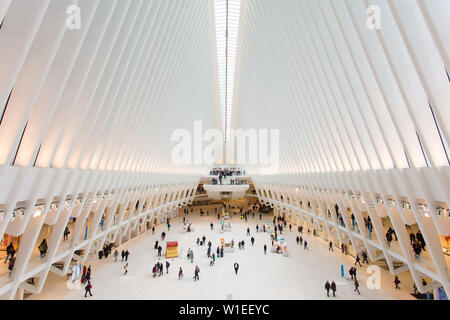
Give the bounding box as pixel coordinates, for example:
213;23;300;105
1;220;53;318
121;250;125;261
354;279;360;295
355;254;362;267
210;222;214;230
178;267;183;279
331;281;336;297
167;223;171;231
190;250;194;263
394;276;401;289
251;237;255;246
84;281;92;297
114;249;119;262
194;265;200;281
256;225;259;233
165;261;170;274
304;241;308;250
86;266;91;282
264;244;267;254
124;263;128;275
349;267;354;280
125;250;130;262
361;251;369;264
296;236;300;245
325;280;331;297
234;262;239;275
4;242;14;263
247;227;250;236
329;241;333;252
152;226;155;234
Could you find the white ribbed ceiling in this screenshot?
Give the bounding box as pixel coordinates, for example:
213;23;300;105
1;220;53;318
0;0;220;175
233;0;450;176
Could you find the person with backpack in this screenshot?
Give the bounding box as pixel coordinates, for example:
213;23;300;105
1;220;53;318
84;281;92;297
331;281;336;297
325;280;331;297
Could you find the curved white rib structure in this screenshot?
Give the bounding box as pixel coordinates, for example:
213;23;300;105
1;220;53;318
0;0;448;299
234;0;450;297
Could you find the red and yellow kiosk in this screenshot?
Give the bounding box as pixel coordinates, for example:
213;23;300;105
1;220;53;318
166;241;178;258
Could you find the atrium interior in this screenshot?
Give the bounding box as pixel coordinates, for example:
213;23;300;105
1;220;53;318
0;0;449;300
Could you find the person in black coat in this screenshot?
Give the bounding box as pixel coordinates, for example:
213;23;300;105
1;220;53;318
325;280;331;297
355;254;362;267
84;281;92;297
157;246;162;257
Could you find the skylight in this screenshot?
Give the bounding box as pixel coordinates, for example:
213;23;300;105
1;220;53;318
214;0;241;142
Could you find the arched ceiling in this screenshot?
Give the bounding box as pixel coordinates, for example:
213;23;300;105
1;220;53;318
233;0;450;176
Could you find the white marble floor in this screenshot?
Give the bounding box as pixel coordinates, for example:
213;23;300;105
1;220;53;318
28;213;416;300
